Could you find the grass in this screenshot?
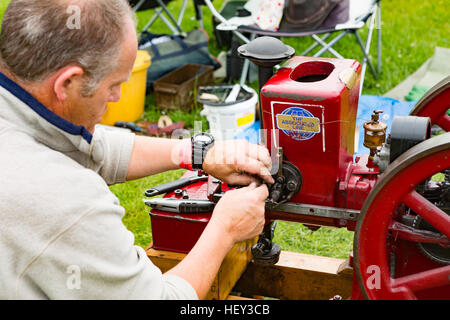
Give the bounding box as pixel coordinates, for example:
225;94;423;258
0;0;447;258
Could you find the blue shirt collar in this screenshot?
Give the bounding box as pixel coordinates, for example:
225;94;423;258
0;72;93;144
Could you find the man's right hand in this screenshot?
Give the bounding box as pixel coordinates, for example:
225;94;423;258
210;182;269;243
165;182;269;299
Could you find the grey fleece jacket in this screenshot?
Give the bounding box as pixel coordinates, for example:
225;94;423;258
0;72;197;300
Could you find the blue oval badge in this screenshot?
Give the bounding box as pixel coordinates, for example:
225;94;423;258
276;107;321;141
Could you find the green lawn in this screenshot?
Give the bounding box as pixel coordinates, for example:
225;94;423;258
0;0;448;259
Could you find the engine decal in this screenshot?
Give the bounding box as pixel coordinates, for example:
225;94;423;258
276;106;321;141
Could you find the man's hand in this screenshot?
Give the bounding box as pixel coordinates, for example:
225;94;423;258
165;182;269;299
209;182;269;243
202;140;275;186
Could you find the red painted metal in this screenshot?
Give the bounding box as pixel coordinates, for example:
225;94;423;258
389;221;450;246
260;57;361;208
354;146;450;299
265;151;376;232
338;154;378;211
149;172;211;253
392;265;450;294
410;76;450;131
403;190;450;239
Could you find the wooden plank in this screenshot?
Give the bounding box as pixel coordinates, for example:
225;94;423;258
215;238;256;300
226;295;257;300
232;251;354;300
146;238;256;300
146;244;218;299
145;245;185;273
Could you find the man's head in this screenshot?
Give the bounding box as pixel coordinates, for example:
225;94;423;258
0;0;138;133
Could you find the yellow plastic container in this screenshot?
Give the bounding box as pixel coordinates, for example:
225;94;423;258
100;50;151;125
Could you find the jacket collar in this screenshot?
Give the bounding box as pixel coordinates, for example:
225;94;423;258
0;72;112;170
0;72;93;144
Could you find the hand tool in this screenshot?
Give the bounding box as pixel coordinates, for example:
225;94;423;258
144;172;208;197
144;198;216;213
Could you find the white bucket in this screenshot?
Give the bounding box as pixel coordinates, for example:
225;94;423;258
200;85;258;141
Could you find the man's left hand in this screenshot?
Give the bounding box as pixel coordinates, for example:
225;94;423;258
202;140;275;186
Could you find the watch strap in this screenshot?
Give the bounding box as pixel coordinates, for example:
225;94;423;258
192;133;214;170
192;142;206;170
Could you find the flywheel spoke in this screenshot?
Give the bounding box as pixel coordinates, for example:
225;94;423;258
436;113;450;131
392;265;450;293
403;190;450;239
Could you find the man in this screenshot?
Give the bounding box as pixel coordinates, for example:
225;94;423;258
0;0;273;299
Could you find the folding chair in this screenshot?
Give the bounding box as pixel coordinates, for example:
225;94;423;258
129;0;207;36
204;0;382;92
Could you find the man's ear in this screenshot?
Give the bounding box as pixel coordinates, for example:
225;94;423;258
53;66;84;102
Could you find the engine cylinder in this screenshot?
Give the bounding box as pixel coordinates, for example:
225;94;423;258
260;56;361;207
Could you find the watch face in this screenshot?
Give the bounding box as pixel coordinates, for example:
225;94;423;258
195;133;213;145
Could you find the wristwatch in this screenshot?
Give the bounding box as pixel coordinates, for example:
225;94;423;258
191;132;215;170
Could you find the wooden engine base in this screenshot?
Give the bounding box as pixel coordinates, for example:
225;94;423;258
146;240;354;300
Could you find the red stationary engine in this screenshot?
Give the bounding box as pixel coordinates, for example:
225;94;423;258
258;55;379;229
146;37;450;300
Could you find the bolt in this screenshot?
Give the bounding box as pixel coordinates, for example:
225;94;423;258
276;176;285;184
286;180;297;192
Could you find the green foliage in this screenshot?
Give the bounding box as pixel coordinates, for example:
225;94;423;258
274;222;354;259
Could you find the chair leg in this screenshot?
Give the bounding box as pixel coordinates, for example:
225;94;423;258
177;0;188;26
154;0;184;34
140;7;182;35
141;9;161;32
194;3;205;29
301;33;331;56
240;34;257;85
377;1;382;74
354;30;377;80
311;34;344;59
132;0;146;12
355;6;379;93
313;31;347;57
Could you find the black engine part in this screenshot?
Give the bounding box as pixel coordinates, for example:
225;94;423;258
413;169;450;265
268;161;302;205
251;221;281;265
390;116;431;163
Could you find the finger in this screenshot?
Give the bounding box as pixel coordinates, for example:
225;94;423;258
236;158;275;184
254;183;269;200
226;173;260;186
248;181;258;190
246;143;272;170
